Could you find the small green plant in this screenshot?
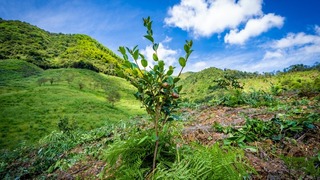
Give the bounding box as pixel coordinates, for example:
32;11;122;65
281;155;320;177
103;125;177;179
214;116;317;147
107;89;121;107
66;74;74;84
213;73;244;90
154;143;254;179
78;81;85;90
37;77;48;86
117;16;193;172
270;83;283;95
58;116;78;135
49;77;54;85
216;89;277;107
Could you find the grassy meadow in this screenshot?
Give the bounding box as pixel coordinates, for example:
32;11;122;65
0;59;145;149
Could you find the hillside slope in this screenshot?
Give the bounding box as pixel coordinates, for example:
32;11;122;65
0;59;144;150
179;67;320;102
0;18;122;73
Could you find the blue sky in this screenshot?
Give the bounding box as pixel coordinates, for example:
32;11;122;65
1;0;320;73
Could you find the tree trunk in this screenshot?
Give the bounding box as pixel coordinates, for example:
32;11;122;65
152;105;161;173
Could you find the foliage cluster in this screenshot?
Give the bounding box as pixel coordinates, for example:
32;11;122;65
210;73;243;90
102;124;178;179
214;89;277;107
271;74;320;97
283;63;320;73
213;114;319;147
281;155;320;177
154;143;253;180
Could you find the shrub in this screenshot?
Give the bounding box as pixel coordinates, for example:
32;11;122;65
107;89;121;107
37;77;48;86
216;89;277;107
78;81;85;90
102;126;177;179
66;74;74;84
49;77;54;85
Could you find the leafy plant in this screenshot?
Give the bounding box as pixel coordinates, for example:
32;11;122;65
37;77;48;86
154;143;254;180
281;155;320;177
212;73;244;90
57;116;78;135
216;89;277;107
102;122;179;179
107;89;121;107
214;117;317;147
78;81;85;90
117;16;193;171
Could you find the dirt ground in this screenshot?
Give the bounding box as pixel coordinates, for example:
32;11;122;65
181;105;320;179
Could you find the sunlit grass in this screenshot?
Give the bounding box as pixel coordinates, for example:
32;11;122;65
0;60;145;150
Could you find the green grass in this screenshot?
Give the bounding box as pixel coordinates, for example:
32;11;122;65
0;59;145;150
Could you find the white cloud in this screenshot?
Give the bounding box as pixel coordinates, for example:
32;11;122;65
185;61;208;72
163;36;173;43
224;13;284;45
256;31;320;72
194;61;207;69
165;0;263;37
262;50;284;60
140;43;178;70
273;32;320;49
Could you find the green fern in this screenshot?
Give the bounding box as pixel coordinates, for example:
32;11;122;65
102;127;177;179
155;143;254;180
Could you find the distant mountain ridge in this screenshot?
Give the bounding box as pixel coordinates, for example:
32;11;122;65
0;18;122;74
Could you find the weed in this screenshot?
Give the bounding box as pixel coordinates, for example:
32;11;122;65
214;116;317;147
281;155;320;177
216;89;277;107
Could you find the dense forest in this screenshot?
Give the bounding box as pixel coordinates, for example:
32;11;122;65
0;18;122;74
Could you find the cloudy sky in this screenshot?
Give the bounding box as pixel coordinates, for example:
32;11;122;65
1;0;320;73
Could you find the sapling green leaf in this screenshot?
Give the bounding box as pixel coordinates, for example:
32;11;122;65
141;59;148;68
133;49;139;60
153;43;159;51
144;35;154;43
153;53;158;61
179;57;186;67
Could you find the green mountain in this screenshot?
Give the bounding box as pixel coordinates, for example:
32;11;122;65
0;18;122;74
0;59;145;150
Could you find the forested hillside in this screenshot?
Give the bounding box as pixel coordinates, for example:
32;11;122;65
179;65;320;103
0;18;122;74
